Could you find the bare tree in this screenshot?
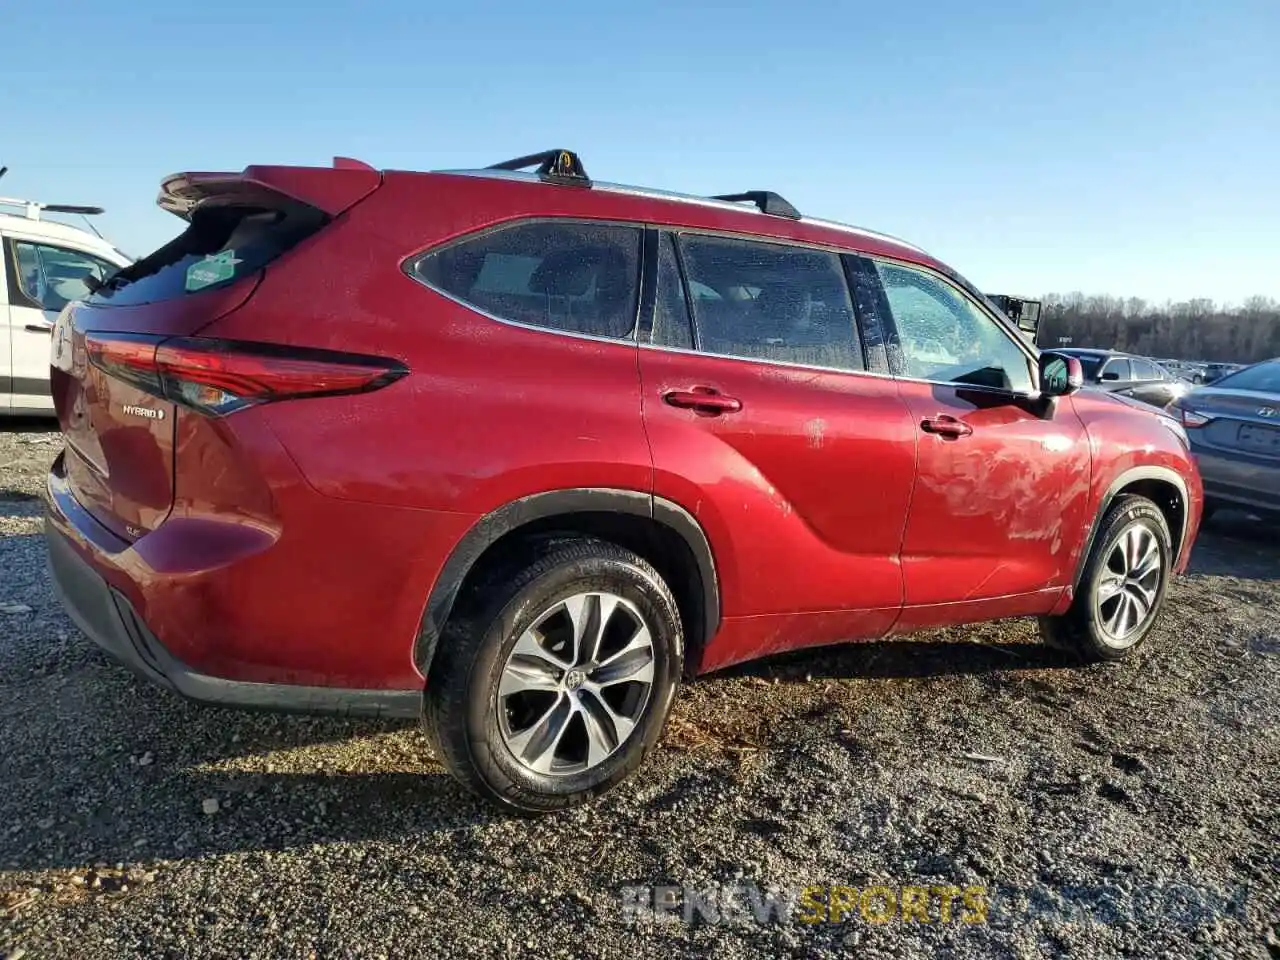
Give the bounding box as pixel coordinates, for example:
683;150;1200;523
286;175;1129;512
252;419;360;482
1039;295;1280;361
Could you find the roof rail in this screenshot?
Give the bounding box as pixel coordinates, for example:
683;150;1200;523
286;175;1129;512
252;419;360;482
478;153;801;220
710;191;801;219
488;149;591;186
0;196;105;221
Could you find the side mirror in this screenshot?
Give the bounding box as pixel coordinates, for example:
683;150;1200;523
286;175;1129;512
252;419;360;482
1039;353;1083;397
1100;371;1120;382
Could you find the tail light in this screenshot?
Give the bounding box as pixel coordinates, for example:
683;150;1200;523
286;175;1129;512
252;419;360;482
86;334;407;416
1172;403;1212;428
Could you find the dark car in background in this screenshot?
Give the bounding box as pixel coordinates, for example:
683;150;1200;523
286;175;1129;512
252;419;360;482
1055;349;1189;409
1172;359;1280;521
1197;362;1240;385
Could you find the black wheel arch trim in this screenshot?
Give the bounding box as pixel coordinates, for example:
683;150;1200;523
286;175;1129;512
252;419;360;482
415;488;720;678
1073;465;1191;592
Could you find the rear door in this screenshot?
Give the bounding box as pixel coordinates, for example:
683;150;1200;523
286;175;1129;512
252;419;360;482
638;231;917;651
4;235;120;413
866;256;1092;628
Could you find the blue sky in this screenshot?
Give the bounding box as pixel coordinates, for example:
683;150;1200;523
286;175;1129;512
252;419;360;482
4;0;1276;303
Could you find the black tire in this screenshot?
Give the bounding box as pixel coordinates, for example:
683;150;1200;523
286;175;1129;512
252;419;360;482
422;537;683;814
1039;494;1173;663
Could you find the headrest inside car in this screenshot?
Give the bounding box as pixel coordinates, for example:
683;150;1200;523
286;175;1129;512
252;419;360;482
529;247;622;297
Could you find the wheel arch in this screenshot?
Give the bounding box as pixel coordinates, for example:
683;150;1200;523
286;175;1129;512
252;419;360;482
1073;466;1190;591
415;489;720;681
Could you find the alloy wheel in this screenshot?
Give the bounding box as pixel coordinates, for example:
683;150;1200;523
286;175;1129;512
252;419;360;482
1094;523;1163;647
496;592;655;776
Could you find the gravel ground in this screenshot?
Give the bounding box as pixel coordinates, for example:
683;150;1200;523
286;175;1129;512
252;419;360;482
1;420;1277;959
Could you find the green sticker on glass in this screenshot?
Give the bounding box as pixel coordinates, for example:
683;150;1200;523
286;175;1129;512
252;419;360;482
185;250;242;291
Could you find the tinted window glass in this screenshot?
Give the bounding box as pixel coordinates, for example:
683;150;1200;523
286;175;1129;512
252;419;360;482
1100;358;1131;381
90;203;327;306
678;235;862;371
417;221;642;340
876;261;1033;392
12;242;118;312
652;233;693;349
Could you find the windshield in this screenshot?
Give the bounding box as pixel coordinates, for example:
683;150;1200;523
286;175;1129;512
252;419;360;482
1211;359;1280;394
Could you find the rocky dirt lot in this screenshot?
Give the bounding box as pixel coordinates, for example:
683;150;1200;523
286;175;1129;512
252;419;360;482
0;421;1276;959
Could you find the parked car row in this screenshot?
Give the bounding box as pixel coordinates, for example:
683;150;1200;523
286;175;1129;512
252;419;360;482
1159;358;1244;384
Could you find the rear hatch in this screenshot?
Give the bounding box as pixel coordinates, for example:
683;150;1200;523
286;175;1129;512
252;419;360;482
50;163;380;543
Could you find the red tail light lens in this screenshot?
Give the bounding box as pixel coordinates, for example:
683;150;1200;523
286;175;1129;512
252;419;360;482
86;334;406;416
1173;404;1212;428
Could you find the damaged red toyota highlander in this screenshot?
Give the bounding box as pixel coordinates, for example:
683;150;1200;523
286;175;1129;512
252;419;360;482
45;150;1202;813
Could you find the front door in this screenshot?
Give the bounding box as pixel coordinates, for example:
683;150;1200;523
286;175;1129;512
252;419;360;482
864;256;1093;629
638;231;918;669
4;237;119;413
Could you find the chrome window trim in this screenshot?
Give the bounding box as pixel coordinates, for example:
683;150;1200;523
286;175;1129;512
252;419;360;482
403;209;1041;400
417;275;1041;400
637;340;894;382
636;340;1041;399
402;217;646;345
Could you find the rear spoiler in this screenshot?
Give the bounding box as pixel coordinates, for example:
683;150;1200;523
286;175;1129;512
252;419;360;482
157;158;381;220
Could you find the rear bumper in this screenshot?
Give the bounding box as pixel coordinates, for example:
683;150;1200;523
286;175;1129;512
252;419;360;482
1190;442;1280;514
45;488;421;719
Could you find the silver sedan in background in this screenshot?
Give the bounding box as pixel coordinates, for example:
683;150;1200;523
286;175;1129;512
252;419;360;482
1172;359;1280;521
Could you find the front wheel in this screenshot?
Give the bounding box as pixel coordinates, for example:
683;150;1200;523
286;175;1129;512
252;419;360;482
423;538;683;814
1039;495;1173;662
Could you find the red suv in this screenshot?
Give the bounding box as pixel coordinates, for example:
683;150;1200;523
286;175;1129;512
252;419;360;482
45;150;1202;813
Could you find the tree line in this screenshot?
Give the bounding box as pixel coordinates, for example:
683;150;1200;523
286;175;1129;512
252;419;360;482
1035;294;1280;362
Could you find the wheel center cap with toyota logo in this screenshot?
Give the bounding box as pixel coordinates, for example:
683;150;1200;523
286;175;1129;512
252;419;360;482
564;669;587;690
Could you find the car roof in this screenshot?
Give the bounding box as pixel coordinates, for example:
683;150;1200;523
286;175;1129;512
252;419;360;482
0;212;130;262
430;168;937;268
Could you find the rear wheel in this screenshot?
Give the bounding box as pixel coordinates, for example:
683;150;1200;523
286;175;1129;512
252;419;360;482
423;538;683;814
1039;495;1173;662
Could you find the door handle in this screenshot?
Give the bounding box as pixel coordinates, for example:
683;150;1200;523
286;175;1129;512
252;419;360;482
663;388;742;415
26;324;54;334
920;415;973;439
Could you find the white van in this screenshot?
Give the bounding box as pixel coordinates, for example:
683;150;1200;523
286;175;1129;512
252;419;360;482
1;196;132;415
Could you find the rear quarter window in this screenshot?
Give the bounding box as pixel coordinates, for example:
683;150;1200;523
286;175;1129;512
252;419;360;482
412;221;643;340
90;203;327;307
